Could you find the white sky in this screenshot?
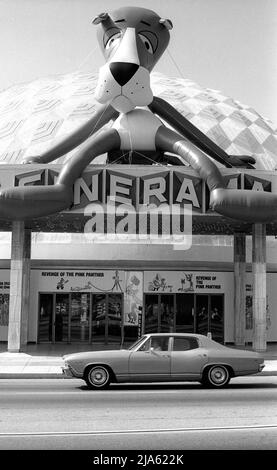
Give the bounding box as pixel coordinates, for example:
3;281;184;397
1;0;277;125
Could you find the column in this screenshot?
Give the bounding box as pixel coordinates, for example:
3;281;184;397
252;223;267;352
8;221;31;352
234;232;246;346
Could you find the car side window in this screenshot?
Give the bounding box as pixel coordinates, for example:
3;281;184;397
173;337;199;351
137;337;170;352
150;337;169;351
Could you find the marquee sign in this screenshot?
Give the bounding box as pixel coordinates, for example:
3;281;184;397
0;164;276;234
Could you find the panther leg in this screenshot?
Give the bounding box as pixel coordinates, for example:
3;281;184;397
56;129;120;187
0;129;120;220
156;126;277;222
156;126;225;191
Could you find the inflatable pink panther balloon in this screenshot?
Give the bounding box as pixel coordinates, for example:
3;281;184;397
0;6;276;222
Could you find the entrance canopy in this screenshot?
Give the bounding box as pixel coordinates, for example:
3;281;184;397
0;164;277;234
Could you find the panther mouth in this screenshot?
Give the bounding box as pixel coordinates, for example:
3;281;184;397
95;64;153;113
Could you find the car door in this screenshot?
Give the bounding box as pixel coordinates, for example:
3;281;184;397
170;336;208;380
128;336;171;381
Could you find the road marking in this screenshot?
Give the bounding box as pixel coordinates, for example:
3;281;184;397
0;424;276;437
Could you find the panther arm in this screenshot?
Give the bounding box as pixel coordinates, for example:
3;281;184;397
23;103;119;164
156;126;277;222
149;96;254;168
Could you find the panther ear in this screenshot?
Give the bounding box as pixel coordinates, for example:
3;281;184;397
92;13;117;31
92;12;109;25
159;18;173;30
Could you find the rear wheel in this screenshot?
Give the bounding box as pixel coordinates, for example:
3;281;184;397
202;365;230;388
84;365;111;390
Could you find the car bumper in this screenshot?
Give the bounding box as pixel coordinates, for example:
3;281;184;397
62;366;75;378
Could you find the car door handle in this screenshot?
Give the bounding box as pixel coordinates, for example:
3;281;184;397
199;353;207;358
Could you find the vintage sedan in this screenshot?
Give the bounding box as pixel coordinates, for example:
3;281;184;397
62;333;265;389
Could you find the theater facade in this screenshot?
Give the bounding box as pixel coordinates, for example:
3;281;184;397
0;266;276;347
0;164;277;351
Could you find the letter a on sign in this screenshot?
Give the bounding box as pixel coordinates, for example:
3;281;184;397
252;181;264;192
176;178;200;208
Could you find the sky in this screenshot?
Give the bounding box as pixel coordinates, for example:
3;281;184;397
1;0;277;125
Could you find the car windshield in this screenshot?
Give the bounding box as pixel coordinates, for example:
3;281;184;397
128;336;147;350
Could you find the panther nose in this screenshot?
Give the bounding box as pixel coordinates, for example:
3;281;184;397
110;62;139;86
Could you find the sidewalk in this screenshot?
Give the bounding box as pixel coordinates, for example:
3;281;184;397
0;343;276;378
0;342;119;379
0;352;64;378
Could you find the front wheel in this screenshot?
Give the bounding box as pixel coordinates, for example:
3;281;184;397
202;365;230;388
84;365;111;390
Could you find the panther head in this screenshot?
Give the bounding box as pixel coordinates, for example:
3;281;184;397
93;6;173;113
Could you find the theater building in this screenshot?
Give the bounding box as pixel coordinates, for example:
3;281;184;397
0;164;277;351
1;72;277;351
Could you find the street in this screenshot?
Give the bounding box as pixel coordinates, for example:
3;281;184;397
0;377;276;449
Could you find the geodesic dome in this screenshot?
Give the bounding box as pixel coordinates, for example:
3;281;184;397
0;71;276;170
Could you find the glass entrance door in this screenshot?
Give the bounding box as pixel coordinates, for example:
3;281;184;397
107;294;123;343
210;294;224;343
39;292;123;344
175;294;194;332
91;294;106;342
38;294;54;342
39;293;69;343
144;294;174;333
160;295;174;332
144;295;159;333
91;293;123;344
195;295;209;336
195;294;224;342
144;292;225;341
71;293;90;342
55;294;69;342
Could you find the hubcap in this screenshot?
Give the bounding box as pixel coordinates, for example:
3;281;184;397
209;366;227;385
89;367;108;386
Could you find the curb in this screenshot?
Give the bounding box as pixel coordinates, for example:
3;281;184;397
0;371;276;379
256;371;277;377
0;373;65;379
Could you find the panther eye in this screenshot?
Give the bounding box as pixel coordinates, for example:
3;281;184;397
138;33;154;54
105;32;122;50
